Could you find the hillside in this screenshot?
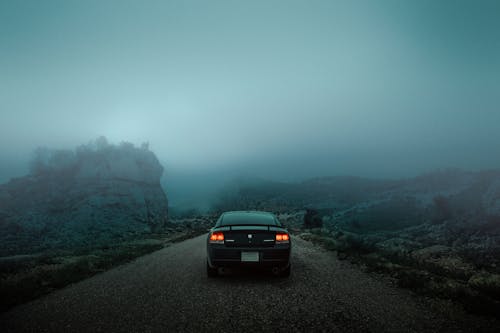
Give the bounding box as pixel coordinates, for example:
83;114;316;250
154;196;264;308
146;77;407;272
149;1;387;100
214;169;500;222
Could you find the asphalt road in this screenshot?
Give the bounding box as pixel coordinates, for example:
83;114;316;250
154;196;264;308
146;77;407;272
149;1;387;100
1;235;499;333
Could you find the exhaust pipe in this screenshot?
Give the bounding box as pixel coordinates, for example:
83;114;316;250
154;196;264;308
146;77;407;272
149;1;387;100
271;267;280;275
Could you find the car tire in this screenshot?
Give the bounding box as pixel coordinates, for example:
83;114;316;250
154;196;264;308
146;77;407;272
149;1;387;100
281;264;291;277
207;260;218;277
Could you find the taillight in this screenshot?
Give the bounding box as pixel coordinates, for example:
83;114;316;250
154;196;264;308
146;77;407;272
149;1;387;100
276;233;289;243
209;231;224;244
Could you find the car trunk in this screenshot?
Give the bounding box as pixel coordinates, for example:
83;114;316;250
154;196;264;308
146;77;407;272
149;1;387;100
223;227;276;248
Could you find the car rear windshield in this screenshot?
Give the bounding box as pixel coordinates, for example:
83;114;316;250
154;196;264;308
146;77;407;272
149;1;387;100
219;212;280;226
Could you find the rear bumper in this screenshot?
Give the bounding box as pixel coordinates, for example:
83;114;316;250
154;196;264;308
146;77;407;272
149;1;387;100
207;244;291;268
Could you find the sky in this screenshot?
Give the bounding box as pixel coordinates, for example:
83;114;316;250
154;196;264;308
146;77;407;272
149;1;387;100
1;0;500;186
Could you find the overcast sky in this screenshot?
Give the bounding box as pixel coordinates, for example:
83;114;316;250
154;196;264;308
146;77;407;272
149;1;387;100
1;0;500;183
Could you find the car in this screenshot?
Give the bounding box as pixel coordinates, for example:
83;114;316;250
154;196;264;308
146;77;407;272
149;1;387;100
206;210;291;277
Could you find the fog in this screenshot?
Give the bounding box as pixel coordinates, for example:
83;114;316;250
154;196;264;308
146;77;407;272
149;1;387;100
1;1;500;199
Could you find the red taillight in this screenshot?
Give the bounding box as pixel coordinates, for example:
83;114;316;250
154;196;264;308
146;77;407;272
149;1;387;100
209;231;224;243
276;233;289;243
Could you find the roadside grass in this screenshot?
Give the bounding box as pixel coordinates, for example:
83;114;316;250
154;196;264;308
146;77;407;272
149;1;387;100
297;228;500;317
0;228;207;313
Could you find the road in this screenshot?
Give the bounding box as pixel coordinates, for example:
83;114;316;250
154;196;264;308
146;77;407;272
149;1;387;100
1;235;499;332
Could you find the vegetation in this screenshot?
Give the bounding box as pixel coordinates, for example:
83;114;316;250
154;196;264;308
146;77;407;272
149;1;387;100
303;209;323;228
299;227;500;316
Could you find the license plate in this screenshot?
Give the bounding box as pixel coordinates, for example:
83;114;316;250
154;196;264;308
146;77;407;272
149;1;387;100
241;251;259;262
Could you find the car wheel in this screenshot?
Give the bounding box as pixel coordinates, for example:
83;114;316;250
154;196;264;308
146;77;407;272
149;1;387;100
281;264;291;277
207;260;218;277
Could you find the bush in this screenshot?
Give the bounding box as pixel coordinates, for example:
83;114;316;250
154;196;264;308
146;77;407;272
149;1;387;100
29;147;76;175
303;209;323;228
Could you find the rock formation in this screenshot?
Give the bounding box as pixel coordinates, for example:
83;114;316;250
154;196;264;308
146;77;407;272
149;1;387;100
0;138;169;256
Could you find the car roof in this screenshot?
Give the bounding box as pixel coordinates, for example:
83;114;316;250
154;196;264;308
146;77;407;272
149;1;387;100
218;211;279;226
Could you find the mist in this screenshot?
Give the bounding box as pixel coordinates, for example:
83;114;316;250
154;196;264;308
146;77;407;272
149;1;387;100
2;0;500;198
3;1;500;324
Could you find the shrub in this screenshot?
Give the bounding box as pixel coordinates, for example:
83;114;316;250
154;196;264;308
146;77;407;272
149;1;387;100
303;209;323;228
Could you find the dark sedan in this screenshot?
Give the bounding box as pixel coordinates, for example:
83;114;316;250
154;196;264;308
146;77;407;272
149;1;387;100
206;211;291;277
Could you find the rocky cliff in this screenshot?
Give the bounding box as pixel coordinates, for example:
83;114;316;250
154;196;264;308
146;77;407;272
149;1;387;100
0;139;169;256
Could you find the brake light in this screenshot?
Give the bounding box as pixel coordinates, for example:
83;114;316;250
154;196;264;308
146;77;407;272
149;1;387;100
276;233;289;243
209;231;224;244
